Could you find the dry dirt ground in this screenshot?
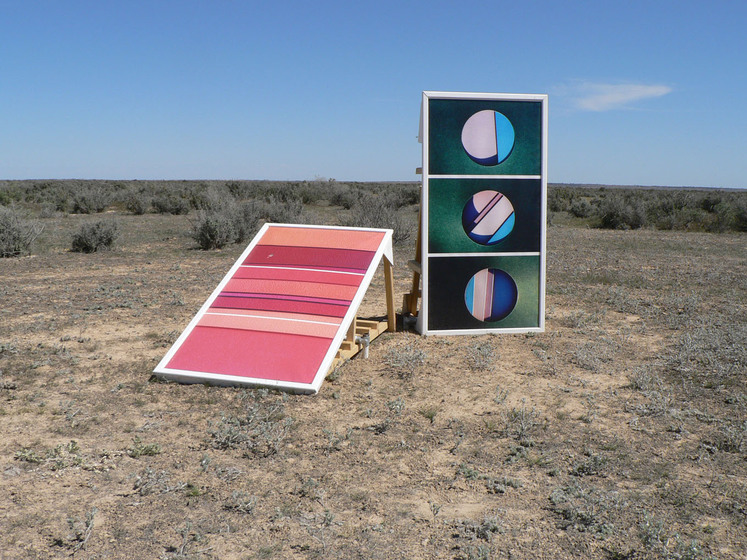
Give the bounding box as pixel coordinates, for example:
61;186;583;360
1;212;745;559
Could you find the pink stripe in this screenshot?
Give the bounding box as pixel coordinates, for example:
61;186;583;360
474;193;504;225
484;270;494;320
219;291;350;306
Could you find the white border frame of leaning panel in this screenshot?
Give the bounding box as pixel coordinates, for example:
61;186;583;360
417;91;548;336
154;223;394;394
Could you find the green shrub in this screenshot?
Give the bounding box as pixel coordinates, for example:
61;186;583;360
0;206;44;257
596;194;646;229
124;189;151;215
190;210;237;250
71;220;119;253
190;199;262;250
344;193;412;244
569;198;593;218
233;201;262;242
189;184;234;211
257;195;304;224
72;187;110;214
152;192;190;215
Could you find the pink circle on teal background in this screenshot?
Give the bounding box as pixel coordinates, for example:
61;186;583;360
461;110;515;166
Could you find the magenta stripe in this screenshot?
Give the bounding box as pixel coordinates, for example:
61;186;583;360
217;291;351;306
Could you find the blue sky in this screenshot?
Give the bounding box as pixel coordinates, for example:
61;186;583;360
1;1;745;188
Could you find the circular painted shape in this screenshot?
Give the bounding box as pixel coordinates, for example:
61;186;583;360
461;110;515;166
464;268;518;322
462;190;515;245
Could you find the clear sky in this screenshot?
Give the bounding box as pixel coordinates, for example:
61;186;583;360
1;0;745;188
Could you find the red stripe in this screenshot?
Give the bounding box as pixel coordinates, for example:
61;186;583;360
166;326;330;384
224;278;358;301
244;246;374;272
212;295;348;318
233;266;363;286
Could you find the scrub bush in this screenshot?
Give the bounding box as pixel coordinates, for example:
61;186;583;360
596;194;646;229
0;206;44;257
258;195;304;223
190;199;262;250
72;187;110;214
344;193;413;244
152;192;190;215
71;220;119;253
124;189;151;215
190;210;237;250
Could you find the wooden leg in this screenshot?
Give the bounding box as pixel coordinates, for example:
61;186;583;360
408;211;422;316
384;259;396;332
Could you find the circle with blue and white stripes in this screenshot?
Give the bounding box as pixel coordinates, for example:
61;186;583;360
462;190;515;245
464;268;518;322
461;110;515;166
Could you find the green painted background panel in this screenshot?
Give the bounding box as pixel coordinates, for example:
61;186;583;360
428;99;542;176
428;178;541;254
427;255;540;331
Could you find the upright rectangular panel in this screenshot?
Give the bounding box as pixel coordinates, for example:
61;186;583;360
418;91;547;335
155;223;394;393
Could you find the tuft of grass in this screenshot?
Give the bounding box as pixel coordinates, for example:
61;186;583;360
419;405;438;423
502;400;540;442
224;491;257;514
208;392;294;457
383;340;426;380
126;436;161;458
466;340;497;372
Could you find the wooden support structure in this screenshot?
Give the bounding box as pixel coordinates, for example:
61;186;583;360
402;208;422;318
328;257;396;375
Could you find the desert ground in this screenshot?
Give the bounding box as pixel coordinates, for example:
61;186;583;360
1;183;745;559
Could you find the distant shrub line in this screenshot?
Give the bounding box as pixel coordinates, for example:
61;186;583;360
0;179;421;253
549;185;747;232
3;180;743;257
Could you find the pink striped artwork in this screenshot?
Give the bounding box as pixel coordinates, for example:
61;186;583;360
154;224;393;393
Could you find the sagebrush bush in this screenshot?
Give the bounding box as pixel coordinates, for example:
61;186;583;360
596;195;646;229
71;220;119;253
189;185;234;212
0;206;44;257
72;187;110;214
257;195;304;223
569;198;593;218
124;189;151;215
190;199;262;250
190;210;237;250
233;201;262;242
344;193;413;244
152;192;190;215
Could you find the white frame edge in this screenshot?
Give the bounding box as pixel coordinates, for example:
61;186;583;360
418;90;548;336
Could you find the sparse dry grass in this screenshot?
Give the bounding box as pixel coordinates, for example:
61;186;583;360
0;183;744;559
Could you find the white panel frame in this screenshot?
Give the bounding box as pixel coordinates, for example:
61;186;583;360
154;223;394;394
418;91;548;336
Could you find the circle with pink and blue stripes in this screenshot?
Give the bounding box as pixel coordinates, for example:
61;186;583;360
462;190;515;245
464;268;518;322
461;110;515;166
